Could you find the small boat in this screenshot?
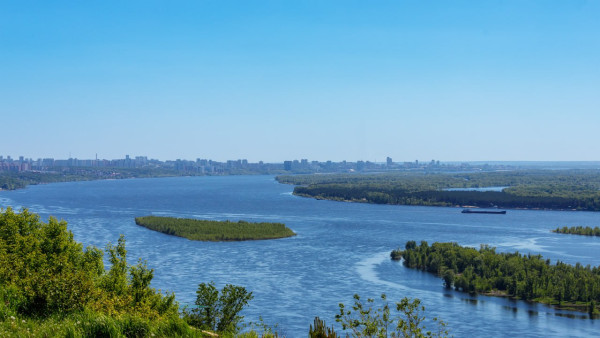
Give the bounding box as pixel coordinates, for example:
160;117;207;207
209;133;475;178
462;209;506;214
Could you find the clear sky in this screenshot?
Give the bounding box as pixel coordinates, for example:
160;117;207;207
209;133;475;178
1;1;599;162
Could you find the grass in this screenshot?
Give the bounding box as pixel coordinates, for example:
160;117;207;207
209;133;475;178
0;310;200;337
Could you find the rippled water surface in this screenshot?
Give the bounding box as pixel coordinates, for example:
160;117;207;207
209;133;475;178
1;176;599;337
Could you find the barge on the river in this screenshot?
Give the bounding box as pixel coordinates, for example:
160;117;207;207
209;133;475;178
462;209;507;214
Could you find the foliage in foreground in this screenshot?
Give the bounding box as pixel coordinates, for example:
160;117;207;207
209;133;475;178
0;207;178;319
0;310;196;337
309;316;338;337
135;216;296;241
335;294;448;337
0;207;192;336
553;225;600;237
392;241;600;313
184;282;254;335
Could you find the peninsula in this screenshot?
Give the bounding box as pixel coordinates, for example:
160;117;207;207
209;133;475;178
277;170;600;211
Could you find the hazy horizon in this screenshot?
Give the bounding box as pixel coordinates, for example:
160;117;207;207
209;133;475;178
2;1;599;162
3;152;600;167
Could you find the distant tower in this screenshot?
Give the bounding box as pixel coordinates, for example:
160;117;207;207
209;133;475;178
386;157;393;166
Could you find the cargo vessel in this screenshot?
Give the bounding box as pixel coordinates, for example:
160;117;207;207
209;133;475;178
461;209;506;214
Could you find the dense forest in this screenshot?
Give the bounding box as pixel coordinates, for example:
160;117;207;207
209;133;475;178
391;241;600;314
553;226;600;237
277;170;600;211
0;208;446;337
135;216;296;241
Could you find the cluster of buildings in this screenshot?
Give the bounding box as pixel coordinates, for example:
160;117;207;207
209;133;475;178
0;154;473;175
282;157;444;173
0;155;151;172
0;154;283;174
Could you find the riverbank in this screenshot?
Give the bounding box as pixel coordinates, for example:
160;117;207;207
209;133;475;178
0;169;189;191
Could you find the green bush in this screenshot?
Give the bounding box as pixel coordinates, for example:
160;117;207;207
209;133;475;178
335;294;448;337
0;207;185;336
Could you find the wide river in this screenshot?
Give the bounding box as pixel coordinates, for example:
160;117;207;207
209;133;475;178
1;176;599;337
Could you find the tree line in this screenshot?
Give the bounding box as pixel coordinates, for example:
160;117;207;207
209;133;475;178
277;170;600;211
391;241;600;314
553;226;600;237
277;169;600;191
135;216;296;241
0;168;191;191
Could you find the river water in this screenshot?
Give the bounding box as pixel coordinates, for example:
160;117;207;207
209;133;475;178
1;175;598;337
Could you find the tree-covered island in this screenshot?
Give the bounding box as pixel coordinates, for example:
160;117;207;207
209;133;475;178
391;241;600;315
135;216;296;241
277;170;600;211
553;226;600;237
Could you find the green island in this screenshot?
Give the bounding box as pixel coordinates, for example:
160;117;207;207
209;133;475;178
277;170;600;211
391;241;600;315
135;216;296;241
553;226;600;237
0;208;447;337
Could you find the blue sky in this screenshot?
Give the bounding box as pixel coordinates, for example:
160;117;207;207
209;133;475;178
1;1;599;162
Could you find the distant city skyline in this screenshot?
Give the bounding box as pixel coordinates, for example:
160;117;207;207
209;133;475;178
2;1;599;162
9;151;597;178
0;152;493;177
0;152;448;165
2;153;600;169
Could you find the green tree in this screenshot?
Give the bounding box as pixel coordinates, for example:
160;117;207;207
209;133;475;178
100;235;129;295
335;294;448;337
0;207;178;322
442;269;455;289
0;207;104;315
185;281;254;335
